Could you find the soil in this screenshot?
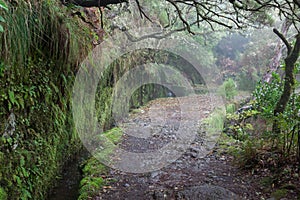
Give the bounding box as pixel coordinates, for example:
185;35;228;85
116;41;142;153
91;94;298;200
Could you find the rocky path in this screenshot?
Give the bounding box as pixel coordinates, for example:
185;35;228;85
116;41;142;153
94;95;263;200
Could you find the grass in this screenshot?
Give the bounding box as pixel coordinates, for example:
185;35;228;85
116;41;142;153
203;107;226;134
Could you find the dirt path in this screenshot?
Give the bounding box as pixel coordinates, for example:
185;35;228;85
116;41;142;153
94;95;263;200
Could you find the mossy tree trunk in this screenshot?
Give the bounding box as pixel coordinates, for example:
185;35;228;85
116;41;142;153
272;31;300;135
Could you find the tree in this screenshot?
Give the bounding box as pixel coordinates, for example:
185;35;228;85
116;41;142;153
272;29;300;135
67;0;300;135
65;1;299;32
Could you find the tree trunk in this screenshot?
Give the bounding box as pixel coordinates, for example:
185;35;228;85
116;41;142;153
272;32;300;135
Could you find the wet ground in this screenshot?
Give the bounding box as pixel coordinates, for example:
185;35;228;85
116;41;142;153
92;95;265;200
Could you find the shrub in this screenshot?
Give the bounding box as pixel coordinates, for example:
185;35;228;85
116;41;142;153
218;78;237;101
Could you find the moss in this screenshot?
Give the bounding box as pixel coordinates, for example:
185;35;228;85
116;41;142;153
260;176;275;188
0;0;93;199
102;127;123;145
81;157;108;176
78;128;123;199
78;158;108;199
271;189;287;200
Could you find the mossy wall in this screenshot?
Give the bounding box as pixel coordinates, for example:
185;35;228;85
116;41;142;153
0;1;197;199
0;1;93;199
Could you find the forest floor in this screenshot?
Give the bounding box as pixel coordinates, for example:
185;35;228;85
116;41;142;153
90;94;299;200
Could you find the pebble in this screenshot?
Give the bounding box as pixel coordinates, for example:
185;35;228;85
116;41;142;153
190;152;198;158
151;171;159;178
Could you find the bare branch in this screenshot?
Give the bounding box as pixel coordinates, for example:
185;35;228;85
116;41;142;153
65;0;128;7
134;0;152;22
273;28;292;55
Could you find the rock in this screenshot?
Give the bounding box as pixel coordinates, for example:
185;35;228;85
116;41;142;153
124;183;130;187
190;147;200;153
219;156;226;161
190;152;198;158
176;185;240;200
152;190;168;200
151;171;160;178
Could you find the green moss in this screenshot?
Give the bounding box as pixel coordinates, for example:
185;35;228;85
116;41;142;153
102;127;123;145
0;0;92;199
78;158;108;200
81;157;108;176
260;176;274;187
271;189;287;200
78;128;123;199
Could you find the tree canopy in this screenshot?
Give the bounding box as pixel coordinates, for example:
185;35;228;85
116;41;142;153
65;0;300;33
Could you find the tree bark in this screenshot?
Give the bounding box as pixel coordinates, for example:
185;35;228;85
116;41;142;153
65;0;127;7
272;32;300;135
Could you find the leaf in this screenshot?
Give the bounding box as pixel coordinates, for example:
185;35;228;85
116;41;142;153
0;16;5;22
18;97;25;109
0;25;3;32
20;156;25;166
13;175;21;185
21;188;32;199
0;1;8;11
8;91;15;104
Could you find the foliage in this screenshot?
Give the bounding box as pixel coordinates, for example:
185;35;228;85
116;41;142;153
78;156;110;199
233;139;261;169
0;0;7;32
237;68;259;91
0;0;93;199
226;108;259;141
218;78;237;101
226;69;300;170
0;187;7;200
203;108;225;135
253;73;283;118
226;103;236;114
78;128;123;200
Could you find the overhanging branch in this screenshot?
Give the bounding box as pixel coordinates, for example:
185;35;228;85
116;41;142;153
273;28;292;55
65;0;128;7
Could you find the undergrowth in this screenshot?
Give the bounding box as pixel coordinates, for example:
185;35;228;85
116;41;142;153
222;71;300;198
